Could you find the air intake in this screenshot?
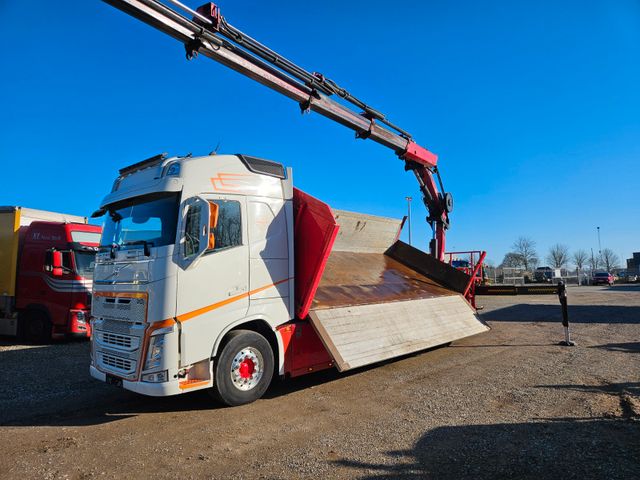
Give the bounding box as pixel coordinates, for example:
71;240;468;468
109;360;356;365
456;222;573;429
237;154;286;179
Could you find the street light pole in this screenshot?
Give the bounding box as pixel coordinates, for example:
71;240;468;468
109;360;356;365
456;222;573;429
597;226;602;254
405;196;412;246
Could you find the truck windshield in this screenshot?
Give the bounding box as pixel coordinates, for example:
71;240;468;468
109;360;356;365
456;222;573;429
74;251;97;278
100;193;180;250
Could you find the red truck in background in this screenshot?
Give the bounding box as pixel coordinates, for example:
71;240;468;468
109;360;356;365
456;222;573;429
0;206;101;342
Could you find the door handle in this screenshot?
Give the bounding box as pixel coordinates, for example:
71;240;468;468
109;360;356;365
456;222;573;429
227;286;245;297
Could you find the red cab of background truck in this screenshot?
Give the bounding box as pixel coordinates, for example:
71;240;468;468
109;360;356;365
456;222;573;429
0;207;101;342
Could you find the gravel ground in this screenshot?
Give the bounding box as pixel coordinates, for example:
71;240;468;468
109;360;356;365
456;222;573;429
0;285;638;479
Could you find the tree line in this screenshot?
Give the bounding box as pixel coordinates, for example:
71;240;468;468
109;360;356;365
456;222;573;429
499;236;621;272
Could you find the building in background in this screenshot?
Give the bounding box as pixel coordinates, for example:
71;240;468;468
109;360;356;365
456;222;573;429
626;252;640;274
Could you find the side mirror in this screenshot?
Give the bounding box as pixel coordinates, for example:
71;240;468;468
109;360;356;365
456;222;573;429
181;196;212;267
207;201;219;250
52;250;63;277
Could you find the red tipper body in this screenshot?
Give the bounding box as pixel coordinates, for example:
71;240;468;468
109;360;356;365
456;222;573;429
277;321;334;377
274;188;339;377
15;222;101;339
292;188;339;319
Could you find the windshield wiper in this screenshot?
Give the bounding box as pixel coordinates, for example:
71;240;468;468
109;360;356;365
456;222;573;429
122;240;154;256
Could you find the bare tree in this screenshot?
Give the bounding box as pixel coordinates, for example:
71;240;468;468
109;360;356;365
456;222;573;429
588;251;601;272
512;237;538;271
500;252;523;268
600;248;620;272
573;249;588;285
546;244;569;268
573;250;588;270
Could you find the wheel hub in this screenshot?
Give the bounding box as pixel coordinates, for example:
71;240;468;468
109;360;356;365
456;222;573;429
238;358;255;379
230;347;263;391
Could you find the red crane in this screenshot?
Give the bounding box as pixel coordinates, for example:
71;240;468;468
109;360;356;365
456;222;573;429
102;0;454;260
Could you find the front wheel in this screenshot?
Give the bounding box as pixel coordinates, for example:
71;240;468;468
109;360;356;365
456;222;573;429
211;330;274;406
22;310;52;344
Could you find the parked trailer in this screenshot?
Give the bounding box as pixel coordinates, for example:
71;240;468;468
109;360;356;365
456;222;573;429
89;154;488;405
0;206;101;341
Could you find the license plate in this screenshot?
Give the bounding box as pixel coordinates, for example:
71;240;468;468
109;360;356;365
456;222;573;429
106;374;123;388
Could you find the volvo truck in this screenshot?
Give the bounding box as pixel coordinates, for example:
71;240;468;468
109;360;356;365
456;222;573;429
0;207;101;341
89;154;488;406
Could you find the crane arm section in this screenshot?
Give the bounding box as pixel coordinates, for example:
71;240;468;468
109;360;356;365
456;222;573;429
102;0;452;259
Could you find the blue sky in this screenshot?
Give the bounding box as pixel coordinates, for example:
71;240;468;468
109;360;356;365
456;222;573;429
1;1;639;266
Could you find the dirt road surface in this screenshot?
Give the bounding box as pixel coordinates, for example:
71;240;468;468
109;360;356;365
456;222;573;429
1;285;638;479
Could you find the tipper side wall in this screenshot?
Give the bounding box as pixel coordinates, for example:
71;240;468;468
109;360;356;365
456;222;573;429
291;190;489;372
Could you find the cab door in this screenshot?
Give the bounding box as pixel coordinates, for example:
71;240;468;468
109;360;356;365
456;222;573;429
176;194;249;365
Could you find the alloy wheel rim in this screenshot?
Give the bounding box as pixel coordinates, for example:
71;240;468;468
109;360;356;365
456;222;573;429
230;347;263;391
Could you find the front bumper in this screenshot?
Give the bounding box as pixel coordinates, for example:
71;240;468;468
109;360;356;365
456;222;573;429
90;365;186;396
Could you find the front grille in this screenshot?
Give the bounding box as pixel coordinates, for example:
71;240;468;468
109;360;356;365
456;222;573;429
102;332;132;348
92;295;147;323
92;299;146;379
101;353;134;373
102;319;135;335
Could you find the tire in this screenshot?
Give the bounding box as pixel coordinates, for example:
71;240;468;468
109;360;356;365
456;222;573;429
210;330;274;406
22;310;52;344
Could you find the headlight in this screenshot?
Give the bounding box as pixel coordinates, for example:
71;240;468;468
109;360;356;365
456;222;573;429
144;334;165;371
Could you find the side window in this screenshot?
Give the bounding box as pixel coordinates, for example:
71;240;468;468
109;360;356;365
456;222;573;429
61;252;72;271
184;203;202;257
209;200;242;252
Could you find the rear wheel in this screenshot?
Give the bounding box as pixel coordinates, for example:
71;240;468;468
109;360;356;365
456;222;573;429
22;310;52;344
210;330;274;406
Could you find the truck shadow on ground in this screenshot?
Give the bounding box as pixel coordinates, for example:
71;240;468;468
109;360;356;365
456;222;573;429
0;340;373;428
2;333;452;428
333;381;640;479
479;304;640;324
0;341;216;427
0;368;360;428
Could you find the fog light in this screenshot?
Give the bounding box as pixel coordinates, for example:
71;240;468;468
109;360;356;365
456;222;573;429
141;371;168;383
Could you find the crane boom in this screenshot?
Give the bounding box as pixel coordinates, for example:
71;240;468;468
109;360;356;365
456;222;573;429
101;0;452;259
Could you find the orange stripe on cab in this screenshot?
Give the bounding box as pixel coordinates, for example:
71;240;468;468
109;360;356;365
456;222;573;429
175;278;290;323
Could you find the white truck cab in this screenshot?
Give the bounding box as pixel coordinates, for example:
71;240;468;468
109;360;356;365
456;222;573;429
90;153;295;405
